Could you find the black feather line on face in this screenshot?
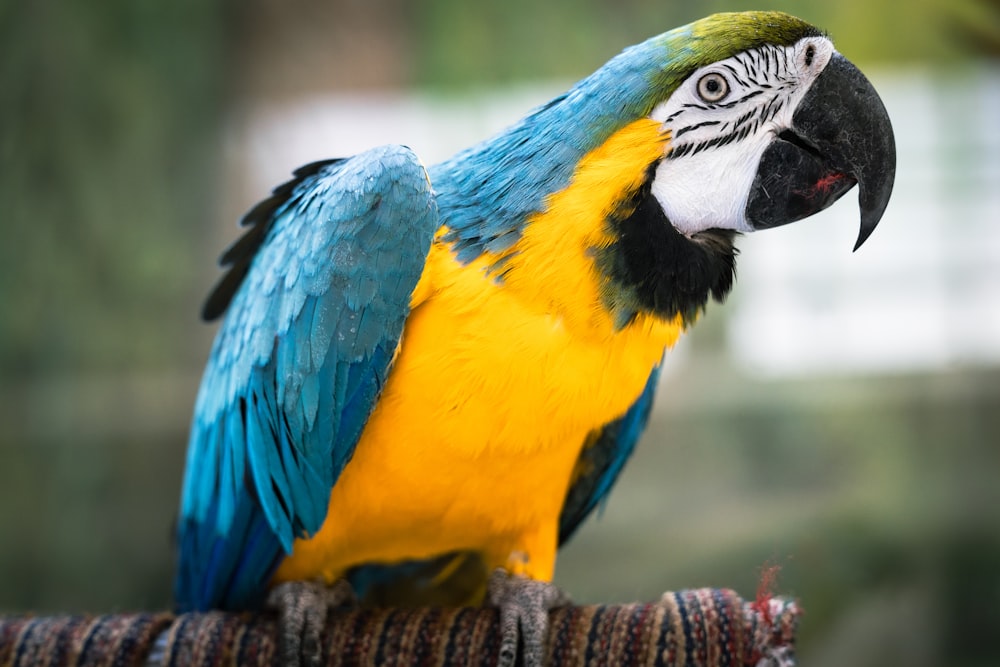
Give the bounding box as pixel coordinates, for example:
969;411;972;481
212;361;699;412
593;163;738;328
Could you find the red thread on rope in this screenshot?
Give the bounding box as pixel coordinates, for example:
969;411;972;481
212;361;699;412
747;561;783;663
752;562;782;628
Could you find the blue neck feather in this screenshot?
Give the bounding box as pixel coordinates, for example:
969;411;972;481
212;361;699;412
428;32;686;263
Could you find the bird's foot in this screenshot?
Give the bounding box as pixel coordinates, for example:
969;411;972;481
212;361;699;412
266;578;357;667
487;568;570;667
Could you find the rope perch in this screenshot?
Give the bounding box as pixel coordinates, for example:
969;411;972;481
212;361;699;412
0;588;799;666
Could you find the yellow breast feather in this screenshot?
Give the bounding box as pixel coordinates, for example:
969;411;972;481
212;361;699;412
275;118;683;587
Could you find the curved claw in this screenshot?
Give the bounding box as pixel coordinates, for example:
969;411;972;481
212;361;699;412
488;569;570;667
267;579;357;667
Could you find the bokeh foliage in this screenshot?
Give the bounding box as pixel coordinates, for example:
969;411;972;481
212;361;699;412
0;1;230;375
412;0;979;86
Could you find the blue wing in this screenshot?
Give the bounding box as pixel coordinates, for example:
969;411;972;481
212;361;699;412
174;145;439;612
558;364;662;545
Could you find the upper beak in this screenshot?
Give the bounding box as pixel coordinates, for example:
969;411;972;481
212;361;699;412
745;53;896;251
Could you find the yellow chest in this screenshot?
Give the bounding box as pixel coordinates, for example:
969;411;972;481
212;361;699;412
275;241;680;583
274;118;680;583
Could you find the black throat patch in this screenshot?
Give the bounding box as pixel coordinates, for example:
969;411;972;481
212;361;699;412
593;165;738;328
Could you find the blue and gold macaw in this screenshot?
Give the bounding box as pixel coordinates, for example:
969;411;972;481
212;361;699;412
174;11;894;665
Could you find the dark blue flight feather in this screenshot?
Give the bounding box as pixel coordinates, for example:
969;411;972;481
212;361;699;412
558;364;662;545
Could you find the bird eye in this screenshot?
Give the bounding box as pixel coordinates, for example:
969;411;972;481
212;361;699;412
697;73;729;103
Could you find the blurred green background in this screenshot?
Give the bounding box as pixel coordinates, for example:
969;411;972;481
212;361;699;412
2;1;999;665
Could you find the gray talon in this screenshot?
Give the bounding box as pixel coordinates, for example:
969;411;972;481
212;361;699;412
267;579;357;667
488;569;570;667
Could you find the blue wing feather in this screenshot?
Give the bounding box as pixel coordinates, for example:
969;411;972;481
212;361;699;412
175;145;439;612
558;364;662;545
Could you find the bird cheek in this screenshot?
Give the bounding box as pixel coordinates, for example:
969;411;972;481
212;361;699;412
650;153;756;236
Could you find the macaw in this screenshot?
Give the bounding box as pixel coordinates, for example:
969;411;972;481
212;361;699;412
174;11;895;666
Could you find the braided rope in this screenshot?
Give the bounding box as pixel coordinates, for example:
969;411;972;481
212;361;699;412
0;588;799;666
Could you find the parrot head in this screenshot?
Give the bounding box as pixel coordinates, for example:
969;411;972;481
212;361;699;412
590;11;896;325
646;12;895;251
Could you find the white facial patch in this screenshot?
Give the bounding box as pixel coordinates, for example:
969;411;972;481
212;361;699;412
648;36;835;236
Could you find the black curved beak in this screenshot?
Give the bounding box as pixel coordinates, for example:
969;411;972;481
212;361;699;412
745;53;896;251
